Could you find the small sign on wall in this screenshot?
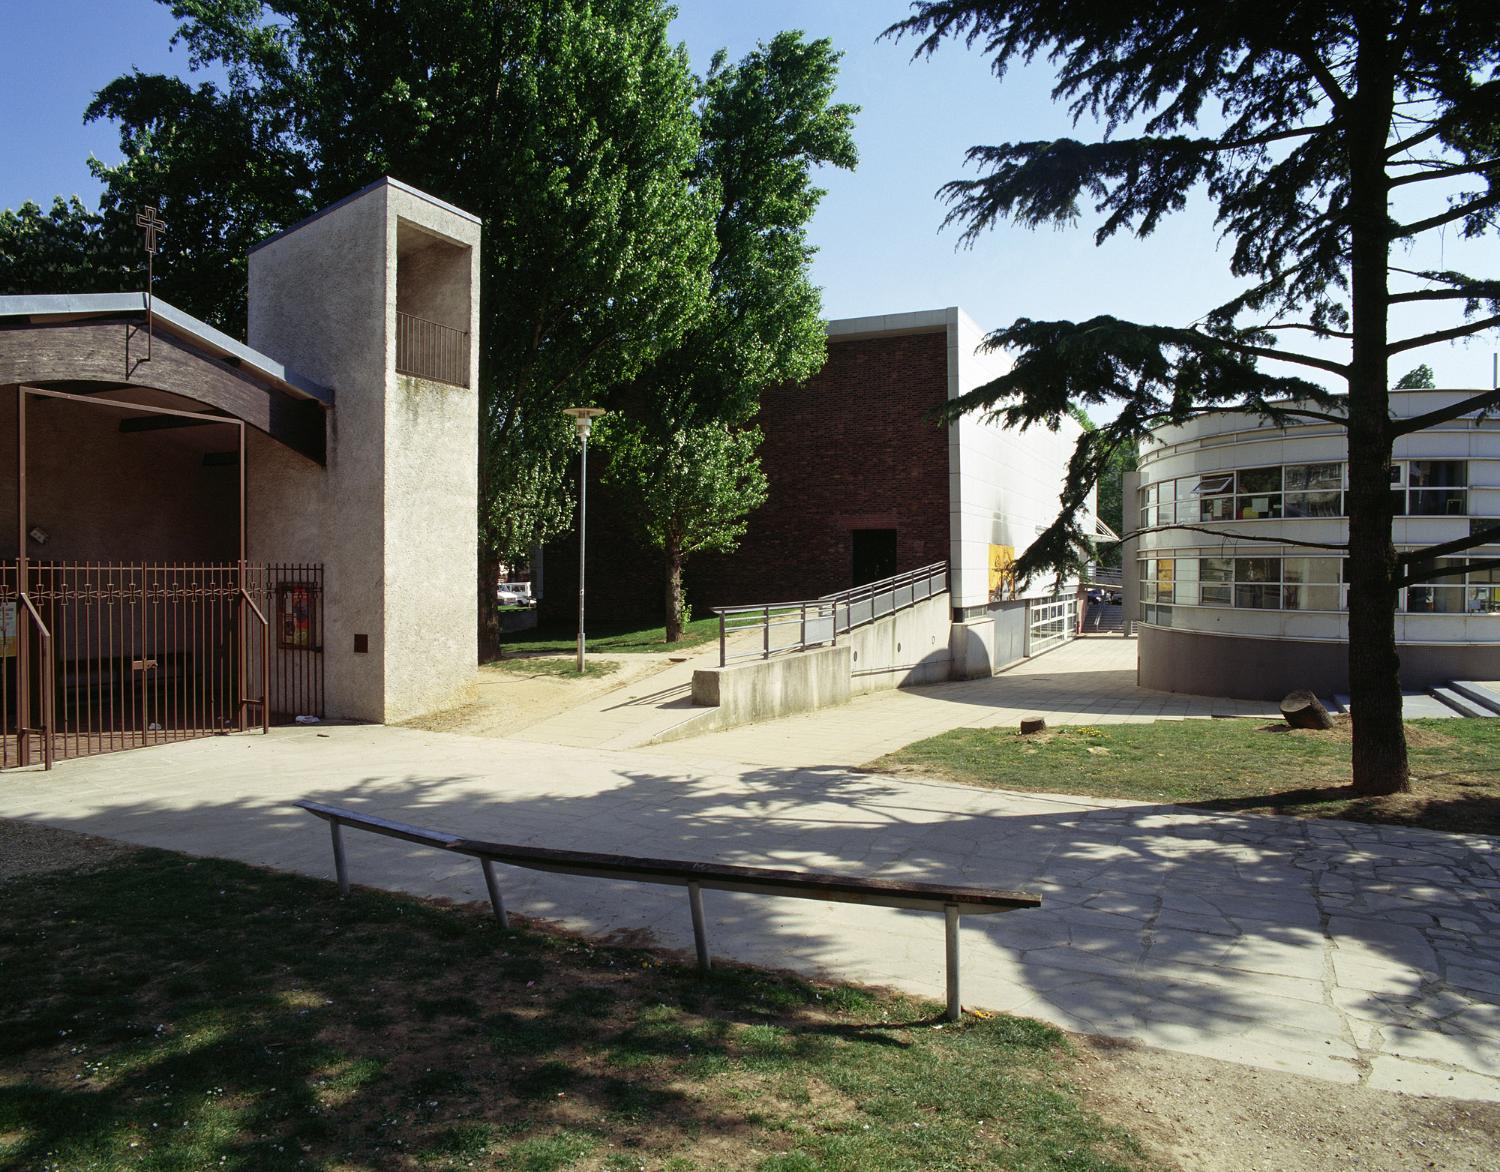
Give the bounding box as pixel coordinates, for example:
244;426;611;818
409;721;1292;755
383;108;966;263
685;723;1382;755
988;545;1016;602
278;583;319;651
0;600;16;657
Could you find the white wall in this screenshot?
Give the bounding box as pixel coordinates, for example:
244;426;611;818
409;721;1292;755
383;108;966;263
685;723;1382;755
947;308;1087;610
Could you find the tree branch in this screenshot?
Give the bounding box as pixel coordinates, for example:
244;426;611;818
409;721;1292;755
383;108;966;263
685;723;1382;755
1388;159;1500;187
1387;314;1500;356
1391;388;1500;436
1254;321;1356;339
1395;192;1500;238
1398;558;1500;587
1396;524;1500;564
1121;522;1348;550
1389;288;1499;305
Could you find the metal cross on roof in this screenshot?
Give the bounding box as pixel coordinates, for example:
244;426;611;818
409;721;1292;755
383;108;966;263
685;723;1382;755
135;205;166;361
136;204;166;254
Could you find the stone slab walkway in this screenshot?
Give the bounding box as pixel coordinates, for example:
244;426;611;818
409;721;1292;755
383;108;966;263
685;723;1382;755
654;635;1280;768
4;723;1497;1100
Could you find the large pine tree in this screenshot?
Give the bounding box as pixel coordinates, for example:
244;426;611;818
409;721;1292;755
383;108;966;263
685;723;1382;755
888;1;1500;795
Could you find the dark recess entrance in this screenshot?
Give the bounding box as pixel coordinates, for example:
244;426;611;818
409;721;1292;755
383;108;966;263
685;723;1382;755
851;528;897;586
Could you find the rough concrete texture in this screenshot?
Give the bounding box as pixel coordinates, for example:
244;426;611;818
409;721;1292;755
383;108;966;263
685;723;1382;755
690;643;851;732
3;723;1497;1100
948;615;998;680
247;179;479;724
848;591;953;693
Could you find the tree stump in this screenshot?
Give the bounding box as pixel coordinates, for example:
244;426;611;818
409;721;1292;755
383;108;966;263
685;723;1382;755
1280;690;1334;730
1019;716;1047;735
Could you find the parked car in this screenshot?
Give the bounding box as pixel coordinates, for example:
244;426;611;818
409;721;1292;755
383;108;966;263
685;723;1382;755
496;582;535;607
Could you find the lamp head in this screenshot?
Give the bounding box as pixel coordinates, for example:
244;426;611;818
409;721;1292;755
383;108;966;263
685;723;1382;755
561;406;607;439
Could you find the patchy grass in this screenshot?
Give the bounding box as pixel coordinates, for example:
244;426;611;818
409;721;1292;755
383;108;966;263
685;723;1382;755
484;655;621;680
871;716;1500;836
500;616;722;656
0;843;1144;1172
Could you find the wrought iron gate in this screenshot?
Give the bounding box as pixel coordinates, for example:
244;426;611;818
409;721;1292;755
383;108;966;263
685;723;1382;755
1;561;323;771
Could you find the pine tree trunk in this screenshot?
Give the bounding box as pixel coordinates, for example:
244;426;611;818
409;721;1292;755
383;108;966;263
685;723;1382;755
1344;27;1410;796
665;532;683;644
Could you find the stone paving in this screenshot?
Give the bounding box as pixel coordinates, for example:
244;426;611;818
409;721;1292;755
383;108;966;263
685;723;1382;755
3;723;1498;1100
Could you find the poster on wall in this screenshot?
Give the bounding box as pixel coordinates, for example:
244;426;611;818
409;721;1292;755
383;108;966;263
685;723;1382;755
0;600;16;657
278;584;318;650
988;545;1016;603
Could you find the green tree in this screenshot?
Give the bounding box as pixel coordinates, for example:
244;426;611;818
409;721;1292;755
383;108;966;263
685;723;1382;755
601;421;770;639
889;1;1500;795
603;32;858;639
0;0;715;654
1393;363;1436;389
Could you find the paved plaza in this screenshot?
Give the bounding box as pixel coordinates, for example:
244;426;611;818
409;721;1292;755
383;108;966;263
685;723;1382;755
3;701;1498;1101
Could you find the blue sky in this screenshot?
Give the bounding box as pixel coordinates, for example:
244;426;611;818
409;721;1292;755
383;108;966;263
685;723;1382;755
3;0;1497;395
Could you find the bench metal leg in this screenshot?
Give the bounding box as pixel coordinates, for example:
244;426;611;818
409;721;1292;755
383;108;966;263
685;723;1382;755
945;903;961;1022
330;820;349;898
688;882;711;974
481;858;510;929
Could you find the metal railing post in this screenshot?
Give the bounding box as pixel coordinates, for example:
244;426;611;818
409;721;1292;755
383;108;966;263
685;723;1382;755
481;858;510;929
719;613;727;668
799;602;807;651
945;903;961;1022
762;605;770;660
688;881;711;973
330;820;349;897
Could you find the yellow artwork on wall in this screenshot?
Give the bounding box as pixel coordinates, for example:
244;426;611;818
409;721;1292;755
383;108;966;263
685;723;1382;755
988;544;1016;602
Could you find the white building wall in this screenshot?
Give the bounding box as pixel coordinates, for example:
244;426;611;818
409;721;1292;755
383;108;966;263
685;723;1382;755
946;307;1087;611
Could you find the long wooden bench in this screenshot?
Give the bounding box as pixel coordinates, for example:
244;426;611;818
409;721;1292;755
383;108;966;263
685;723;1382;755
294;799;1041;1021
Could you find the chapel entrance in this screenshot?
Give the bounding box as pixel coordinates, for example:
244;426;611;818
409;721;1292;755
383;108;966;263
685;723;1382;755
1;378;325;771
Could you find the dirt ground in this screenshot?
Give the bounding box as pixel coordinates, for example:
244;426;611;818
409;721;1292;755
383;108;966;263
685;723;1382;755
6;818;1500;1171
400;651;680;738
1075;1035;1500;1171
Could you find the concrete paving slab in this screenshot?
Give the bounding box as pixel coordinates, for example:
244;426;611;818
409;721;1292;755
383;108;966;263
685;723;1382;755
3;720;1500;1100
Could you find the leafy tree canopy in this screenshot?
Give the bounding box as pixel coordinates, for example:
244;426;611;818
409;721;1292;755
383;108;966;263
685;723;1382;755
1393;363;1436;389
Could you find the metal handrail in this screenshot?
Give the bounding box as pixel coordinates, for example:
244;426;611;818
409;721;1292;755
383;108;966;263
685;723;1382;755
714;561;949;667
16;589;56;770
395;311;470;387
238;587;272;734
296;799;1040;1021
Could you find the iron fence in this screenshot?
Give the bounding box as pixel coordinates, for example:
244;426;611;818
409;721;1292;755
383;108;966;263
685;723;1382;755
1;560;323;772
714;561;949;667
395;311;470;387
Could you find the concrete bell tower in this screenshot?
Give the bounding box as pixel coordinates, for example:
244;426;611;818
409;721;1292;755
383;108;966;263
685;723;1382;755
245;178;481;723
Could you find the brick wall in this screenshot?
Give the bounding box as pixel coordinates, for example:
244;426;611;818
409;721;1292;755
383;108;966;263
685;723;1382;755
540;328;952;627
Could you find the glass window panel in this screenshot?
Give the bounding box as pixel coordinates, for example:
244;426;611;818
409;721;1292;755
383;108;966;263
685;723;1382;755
1144;484;1159;504
1467;586;1500;613
1235;584;1281;609
1283;557;1341;584
1409;460;1466;488
1160;479;1177;503
1284;462;1343;491
1176;500;1199;524
1390;463;1405;486
1407;557;1466;585
1409;488;1468;516
1202;557;1233;583
1468;565;1500;584
1236;494;1283;519
1238;467;1282;493
1406;586;1465;614
1235;557;1281;583
1283;491;1342;518
1201;496;1235;522
1200;584;1231;606
1192;474;1235;495
1283;584;1341;611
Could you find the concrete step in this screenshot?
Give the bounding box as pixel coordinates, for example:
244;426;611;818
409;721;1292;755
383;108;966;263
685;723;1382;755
1450;680;1500;716
1429;686;1489;718
1335;692;1468;718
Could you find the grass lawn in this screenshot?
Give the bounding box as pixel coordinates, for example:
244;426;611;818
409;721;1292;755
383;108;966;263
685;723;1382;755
0;847;1142;1172
485;656;621;680
870;716;1500;836
500;616;722;656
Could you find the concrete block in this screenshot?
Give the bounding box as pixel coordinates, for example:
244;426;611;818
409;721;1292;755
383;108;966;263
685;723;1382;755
948;616;997;679
690;644;851;733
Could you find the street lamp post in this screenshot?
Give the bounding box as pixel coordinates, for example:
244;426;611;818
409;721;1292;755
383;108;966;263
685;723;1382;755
562;407;607;672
